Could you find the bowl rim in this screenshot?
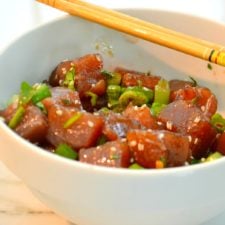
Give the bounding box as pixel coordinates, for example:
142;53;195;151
1;8;225;176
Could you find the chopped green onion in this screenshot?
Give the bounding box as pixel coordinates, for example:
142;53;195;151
19;81;34;105
8;106;25;129
63;67;75;90
101;70;121;85
150;102;166;116
35;102;47;114
154;79;170;105
55;143;78;159
97;134;108;145
107;85;122;108
63;112;82;129
31;84;51;104
190;158;201;165
85;91;98;106
119;86;153;107
129;163;144;169
205;152;223;162
211;113;225;132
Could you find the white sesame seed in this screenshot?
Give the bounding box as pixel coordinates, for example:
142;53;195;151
130;140;137;147
201;106;206;111
188;135;192;143
158;132;165;139
130;158;135;163
194;116;201;123
110;147;117;152
194;138;199;145
56;109;63;116
101;157;107;163
166;121;173;130
88;120;94;127
138;143;144;151
133;106;139;111
96;55;102;62
83;154;87;159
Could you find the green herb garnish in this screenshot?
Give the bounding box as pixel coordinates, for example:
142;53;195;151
63;67;76;90
211;113;225;132
8;106;25;129
55;143;78;159
63;112;82;129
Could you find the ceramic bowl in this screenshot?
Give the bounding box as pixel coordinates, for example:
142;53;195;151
0;9;225;225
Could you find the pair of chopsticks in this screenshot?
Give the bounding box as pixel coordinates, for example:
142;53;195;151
37;0;225;67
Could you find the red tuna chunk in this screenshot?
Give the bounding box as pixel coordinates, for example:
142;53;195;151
46;104;103;149
15;105;48;143
158;100;217;159
127;129;190;168
115;67;160;90
79;140;131;168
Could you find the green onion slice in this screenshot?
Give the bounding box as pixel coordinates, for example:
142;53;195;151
63;67;75;90
206;152;223;162
101;70;121;85
63;112;82;129
55;143;78;159
31;84;51;104
8;106;25;129
85;91;98;106
211;113;225;132
129;163;144;169
154;79;170;105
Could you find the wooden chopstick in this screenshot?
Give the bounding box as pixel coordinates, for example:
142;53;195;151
37;0;225;67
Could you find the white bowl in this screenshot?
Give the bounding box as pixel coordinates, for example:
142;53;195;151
1;9;225;225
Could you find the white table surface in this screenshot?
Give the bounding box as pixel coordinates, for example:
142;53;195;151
0;1;225;225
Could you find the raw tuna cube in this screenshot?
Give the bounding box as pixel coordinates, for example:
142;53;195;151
127;129;190;168
158;100;217;158
46;104;104;149
79;140;131;168
115;67;160;90
15;105;48;143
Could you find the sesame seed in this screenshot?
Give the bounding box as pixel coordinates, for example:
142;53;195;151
194;116;201;123
166;121;173;130
188;136;192;143
138;143;144;151
87;120;94;127
158;132;165;139
83;154;87;159
194;138;199;145
201;106;206;111
70;62;75;66
133;106;139;111
130;158;135;163
96;55;102;62
130;140;137;147
110;147;117;152
56;109;63;116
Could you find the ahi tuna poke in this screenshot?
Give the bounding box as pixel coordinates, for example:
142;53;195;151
1;53;225;169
